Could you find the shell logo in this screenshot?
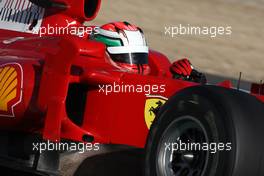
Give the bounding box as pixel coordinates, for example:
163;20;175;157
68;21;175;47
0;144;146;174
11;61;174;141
144;95;167;129
0;63;23;117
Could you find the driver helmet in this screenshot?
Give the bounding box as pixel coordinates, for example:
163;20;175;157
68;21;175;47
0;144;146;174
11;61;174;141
91;21;150;75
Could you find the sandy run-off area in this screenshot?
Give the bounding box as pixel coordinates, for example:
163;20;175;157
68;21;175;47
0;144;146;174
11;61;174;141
91;0;264;82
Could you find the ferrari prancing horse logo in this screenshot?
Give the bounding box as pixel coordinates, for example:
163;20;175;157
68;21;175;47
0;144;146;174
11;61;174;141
0;63;23;117
144;95;167;129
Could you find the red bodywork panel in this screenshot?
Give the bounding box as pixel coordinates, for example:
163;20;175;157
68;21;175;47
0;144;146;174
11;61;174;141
0;0;263;149
0;34;195;148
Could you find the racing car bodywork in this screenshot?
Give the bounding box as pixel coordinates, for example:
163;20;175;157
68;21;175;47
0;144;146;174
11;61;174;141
0;0;264;176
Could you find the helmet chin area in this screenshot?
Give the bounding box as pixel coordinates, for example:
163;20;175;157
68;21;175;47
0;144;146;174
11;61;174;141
115;62;150;75
108;52;150;75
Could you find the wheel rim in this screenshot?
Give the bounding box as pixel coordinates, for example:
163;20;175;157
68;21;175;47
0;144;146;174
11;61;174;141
156;116;209;176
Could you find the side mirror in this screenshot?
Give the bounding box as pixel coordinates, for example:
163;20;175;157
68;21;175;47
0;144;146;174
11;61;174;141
29;0;67;9
30;0;101;21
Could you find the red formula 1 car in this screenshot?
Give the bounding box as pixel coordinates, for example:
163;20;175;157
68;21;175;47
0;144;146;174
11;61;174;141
0;0;264;176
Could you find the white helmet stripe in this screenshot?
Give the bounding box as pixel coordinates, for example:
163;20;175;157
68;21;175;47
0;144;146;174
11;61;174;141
97;28;120;38
107;46;149;54
124;30;145;46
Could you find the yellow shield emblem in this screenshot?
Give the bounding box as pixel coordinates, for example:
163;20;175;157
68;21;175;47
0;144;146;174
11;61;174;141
144;95;167;129
0;63;22;117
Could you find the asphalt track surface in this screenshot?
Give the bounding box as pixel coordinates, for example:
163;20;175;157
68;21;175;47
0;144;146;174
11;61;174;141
0;74;252;176
0;146;145;176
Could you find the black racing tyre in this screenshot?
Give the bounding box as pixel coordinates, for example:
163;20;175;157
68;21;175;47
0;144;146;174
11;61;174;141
144;85;264;176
